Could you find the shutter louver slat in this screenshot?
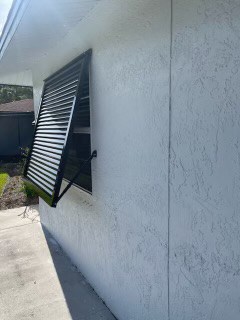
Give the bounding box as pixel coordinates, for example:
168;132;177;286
44;81;78;97
31;152;61;165
44;82;78;96
39;114;69;120
32;150;61;161
33;145;62;156
34;141;64;150
41;106;72;115
37;120;69;126
24;49;92;207
27;173;54;193
42;95;75;107
36;129;67;135
35;137;65;144
43;90;76;104
39;117;71;124
35;133;66;139
28;167;56;186
41;101;73;110
37;124;68;129
31;154;59;169
41;109;70;118
29;161;57;178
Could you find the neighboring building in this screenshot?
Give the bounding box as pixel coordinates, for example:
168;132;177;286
0;98;33;113
0;1;240;320
0;99;34;157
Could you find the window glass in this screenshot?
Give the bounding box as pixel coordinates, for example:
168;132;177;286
63;65;92;192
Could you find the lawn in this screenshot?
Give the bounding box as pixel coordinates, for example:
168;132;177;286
0;172;9;197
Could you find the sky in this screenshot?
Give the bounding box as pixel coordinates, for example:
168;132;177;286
0;0;13;35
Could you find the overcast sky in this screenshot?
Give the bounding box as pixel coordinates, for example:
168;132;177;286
0;0;13;35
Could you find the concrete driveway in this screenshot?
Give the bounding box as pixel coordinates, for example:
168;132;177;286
0;206;116;320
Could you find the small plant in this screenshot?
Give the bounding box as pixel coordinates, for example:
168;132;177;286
19;147;30;174
0;172;9;197
21;181;38;198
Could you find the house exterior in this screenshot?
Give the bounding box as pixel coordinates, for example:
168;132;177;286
0;0;240;319
0;99;34;157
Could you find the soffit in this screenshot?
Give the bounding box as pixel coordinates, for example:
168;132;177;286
0;0;100;74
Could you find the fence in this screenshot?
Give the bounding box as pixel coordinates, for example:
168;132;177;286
0;112;34;157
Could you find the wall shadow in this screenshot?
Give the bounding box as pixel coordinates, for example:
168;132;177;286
42;226;116;320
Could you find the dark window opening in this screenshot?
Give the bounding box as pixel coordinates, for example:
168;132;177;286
63;61;92;192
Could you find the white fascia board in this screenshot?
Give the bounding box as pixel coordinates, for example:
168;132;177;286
0;0;30;62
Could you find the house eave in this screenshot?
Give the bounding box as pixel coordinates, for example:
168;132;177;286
0;0;100;80
0;0;30;62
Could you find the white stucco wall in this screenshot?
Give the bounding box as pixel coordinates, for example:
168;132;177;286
170;1;240;319
33;1;170;319
31;0;240;319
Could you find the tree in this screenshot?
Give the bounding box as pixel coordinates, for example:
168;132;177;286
0;85;33;104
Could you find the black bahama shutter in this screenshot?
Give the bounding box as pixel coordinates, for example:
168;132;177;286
24;49;92;207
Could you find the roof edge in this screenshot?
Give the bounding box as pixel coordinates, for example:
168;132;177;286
0;0;30;62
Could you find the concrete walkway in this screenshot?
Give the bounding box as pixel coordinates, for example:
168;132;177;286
0;206;116;320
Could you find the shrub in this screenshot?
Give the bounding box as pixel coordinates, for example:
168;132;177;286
0;172;9;197
21;181;38;198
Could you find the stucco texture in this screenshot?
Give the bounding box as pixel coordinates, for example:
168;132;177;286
35;1;170;320
170;1;240;319
31;0;240;319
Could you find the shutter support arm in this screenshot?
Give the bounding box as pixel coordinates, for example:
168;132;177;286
55;150;97;206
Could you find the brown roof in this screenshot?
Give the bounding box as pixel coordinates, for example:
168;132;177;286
0;99;34;113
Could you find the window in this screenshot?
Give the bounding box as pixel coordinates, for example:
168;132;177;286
24;50;94;207
63;64;92;192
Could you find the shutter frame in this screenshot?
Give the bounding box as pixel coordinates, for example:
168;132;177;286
24;49;92;207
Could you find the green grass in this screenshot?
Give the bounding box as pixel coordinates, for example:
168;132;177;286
0;172;9;197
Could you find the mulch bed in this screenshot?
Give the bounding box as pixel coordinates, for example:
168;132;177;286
0;161;38;210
